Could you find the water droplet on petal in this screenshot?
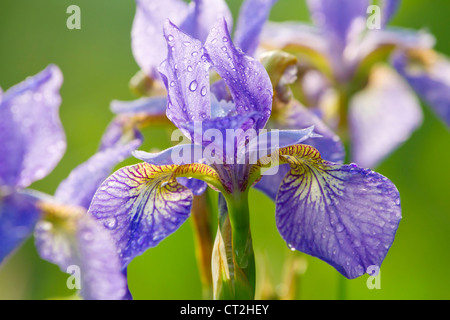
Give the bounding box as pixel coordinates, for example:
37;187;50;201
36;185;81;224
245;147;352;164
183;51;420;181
287;243;296;251
105;217;118;230
167;34;174;41
187;65;193;72
222;36;228;42
189;80;198;91
200;86;207;96
336;223;344;232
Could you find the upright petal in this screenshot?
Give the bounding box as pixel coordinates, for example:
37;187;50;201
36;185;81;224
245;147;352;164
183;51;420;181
349;65;423;168
181;0;233;43
0;65;66;188
307;0;369;51
392;50;450;127
275;145;401;279
132;0;190;79
160;20;211;138
233;0;278;56
0;191;41;263
204;19;273;130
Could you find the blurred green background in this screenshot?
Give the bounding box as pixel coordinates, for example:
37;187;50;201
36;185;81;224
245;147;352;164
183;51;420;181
0;0;449;300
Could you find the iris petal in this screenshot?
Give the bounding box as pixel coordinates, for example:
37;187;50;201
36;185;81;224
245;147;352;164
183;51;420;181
180;0;233;43
233;0;278;56
349;65;423;168
392;50;450;127
275;145;401;279
0;191;41;264
34;209;128;300
204;18;273;130
88;162;220;267
0;65;66;189
160;20;211;139
132;0;190;79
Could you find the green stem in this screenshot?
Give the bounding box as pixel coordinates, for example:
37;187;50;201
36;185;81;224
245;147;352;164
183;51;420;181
222;191;256;300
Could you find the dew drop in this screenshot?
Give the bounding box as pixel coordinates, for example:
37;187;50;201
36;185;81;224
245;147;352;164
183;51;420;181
167;34;174;41
189;80;198;91
200;86;207;96
221;46;227;52
170;81;175;87
187;65;193;72
105;217;118;230
287;243;296;251
183;41;191;47
336;223;344;232
222;36;229;42
211;38;218;44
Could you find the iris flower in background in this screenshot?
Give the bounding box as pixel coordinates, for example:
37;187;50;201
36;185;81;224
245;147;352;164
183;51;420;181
88;19;402;299
0;65;66;264
0;65;141;300
258;0;449;169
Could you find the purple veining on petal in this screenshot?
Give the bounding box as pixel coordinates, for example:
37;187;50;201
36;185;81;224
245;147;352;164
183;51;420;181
204;18;273;130
276;159;401;279
88;163;193;268
233;0;278;56
0;65;66;189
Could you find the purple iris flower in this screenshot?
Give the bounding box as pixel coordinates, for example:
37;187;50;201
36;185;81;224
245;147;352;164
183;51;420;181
258;0;449;168
1;65;66;263
88;19;402;284
111;0;278;126
0;65;141;299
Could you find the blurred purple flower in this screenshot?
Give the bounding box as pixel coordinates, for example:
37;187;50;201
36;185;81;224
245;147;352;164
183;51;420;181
0;65;142;299
0;65;66;264
88;19;402;280
259;0;449;168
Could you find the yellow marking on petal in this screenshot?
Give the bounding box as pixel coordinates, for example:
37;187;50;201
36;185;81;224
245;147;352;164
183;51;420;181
129;162;225;194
